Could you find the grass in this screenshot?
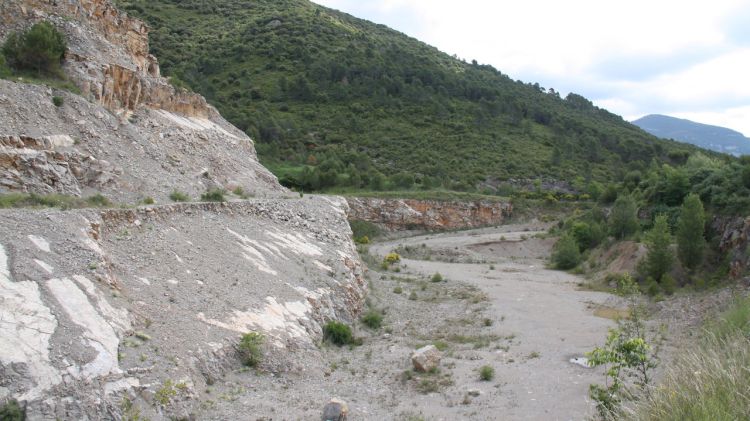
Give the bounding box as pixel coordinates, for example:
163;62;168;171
200;189;226;202
0;192;112;209
0;399;24;421
479;365;495;381
169;190;190;202
360;310;383;330
628;295;750;420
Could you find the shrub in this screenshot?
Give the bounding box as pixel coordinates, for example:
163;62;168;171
2;21;67;76
552;234;581;270
383;252;401;265
479;365;495;381
430;272;444;283
408;291;418;300
85;193;111;207
200;189;226;202
609;194;639;239
169;190;189;202
0;55;11;78
393;286;403;294
0;400;24;421
355;235;370;244
238;332;263;367
323;321;354;346
142;197;155;205
360;310;383;330
52;95;63;106
349;219;381;240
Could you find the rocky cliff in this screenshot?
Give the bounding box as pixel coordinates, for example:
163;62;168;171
0;1;368;419
346;197;513;231
714;215;750;278
1;0;281;201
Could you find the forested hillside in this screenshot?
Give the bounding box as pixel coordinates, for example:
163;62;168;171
116;0;702;192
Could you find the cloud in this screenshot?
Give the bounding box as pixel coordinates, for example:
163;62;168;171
312;0;750;136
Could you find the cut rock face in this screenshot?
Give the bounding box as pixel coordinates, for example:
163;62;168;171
411;345;442;373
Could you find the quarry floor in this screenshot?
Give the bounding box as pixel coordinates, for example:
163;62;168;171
365;224;623;420
203;222;630;420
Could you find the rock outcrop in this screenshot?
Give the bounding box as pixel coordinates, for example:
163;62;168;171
714;215;750;278
0;197;366;419
346;197;512;231
1;0;282;201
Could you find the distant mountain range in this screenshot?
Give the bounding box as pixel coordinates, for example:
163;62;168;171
632;114;750;156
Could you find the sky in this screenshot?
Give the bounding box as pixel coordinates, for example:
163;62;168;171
312;0;750;136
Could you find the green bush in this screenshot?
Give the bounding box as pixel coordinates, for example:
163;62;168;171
349;219;381;241
52;95;63;107
479;365;495;381
552;234;581;270
169;190;190;202
85;193;111;207
0;399;25;421
2;21;67;76
238;332;263;367
430;272;444;283
323;321;354;346
141;197;155;205
360;310;383;330
200;189;226;202
0;55;11;78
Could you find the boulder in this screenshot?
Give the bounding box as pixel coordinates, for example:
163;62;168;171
321;398;349;421
411;345;442;372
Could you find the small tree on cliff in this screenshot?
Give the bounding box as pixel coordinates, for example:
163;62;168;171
2;21;67;77
676;193;706;270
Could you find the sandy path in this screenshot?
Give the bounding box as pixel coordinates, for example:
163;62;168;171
371;225;619;420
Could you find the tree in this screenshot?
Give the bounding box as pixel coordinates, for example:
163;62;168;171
2;21;67;76
676;193;706;270
643;214;674;282
609;195;639;239
552;233;581;270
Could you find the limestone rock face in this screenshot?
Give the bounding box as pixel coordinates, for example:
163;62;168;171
0;197;367;419
347;197;513;231
411;345;442;373
713;215;750;278
0;0;284;201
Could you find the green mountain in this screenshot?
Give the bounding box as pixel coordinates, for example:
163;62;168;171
116;0;700;193
633;114;750;157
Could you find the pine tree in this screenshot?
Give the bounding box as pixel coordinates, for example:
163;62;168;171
609;195;639;239
676;193;706;270
643;214;674;282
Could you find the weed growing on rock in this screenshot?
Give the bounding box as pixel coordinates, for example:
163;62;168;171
384;252;401;265
431;273;444;283
479;365;495;381
85;193;111;207
393;286;403;294
141;197;155;205
238;332;264;367
323;321;354;346
155;380;178;406
52;95;63;106
409;291;418;300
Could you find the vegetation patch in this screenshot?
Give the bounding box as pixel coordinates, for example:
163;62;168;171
323;321;355;346
238;332;264;367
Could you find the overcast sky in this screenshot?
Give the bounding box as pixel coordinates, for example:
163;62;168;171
312;0;750;136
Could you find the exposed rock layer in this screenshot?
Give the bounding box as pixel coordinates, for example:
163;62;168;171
0;197;366;419
346;197;513;231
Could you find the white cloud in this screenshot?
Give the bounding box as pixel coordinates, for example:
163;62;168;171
313;0;750;136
